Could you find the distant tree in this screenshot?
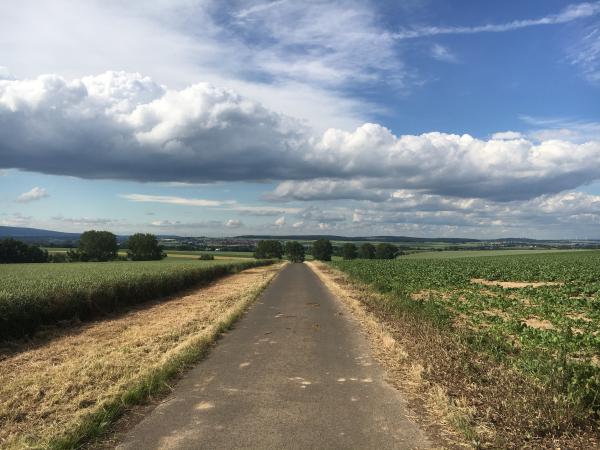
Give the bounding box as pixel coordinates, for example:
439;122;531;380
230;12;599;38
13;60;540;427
78;230;118;261
126;233;164;260
285;241;305;263
198;253;215;260
358;243;376;259
0;238;48;263
375;243;398;260
254;240;283;259
312;239;333;261
341;243;358;260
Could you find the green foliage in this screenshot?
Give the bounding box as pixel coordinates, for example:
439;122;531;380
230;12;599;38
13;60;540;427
341;243;358;260
126;233;164;261
331;250;600;422
312;239;333;261
0;259;273;340
254;240;283;259
0;238;48;263
198;253;215;260
77;230;118;261
285;241;305;263
358;243;376;259
375;243;398;259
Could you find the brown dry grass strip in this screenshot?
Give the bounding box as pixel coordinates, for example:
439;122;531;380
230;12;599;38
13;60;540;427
0;263;283;449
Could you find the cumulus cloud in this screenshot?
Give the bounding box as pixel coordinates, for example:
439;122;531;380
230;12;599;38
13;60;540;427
16;187;49;203
274;216;286;227
2;71;600;202
492;131;523;140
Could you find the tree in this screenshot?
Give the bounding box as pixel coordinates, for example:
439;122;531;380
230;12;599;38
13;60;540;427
341;243;357;260
126;233;164;260
254;240;283;259
285;241;305;263
78;230;118;261
312;239;333;261
375;243;398;260
358;243;376;259
0;238;48;263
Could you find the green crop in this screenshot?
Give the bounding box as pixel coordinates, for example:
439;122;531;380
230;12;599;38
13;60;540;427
0;259;273;339
332;250;600;421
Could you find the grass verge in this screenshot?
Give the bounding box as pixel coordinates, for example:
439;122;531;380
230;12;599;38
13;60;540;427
0;263;283;449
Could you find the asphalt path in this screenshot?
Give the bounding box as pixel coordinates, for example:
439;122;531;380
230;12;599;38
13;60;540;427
118;263;431;449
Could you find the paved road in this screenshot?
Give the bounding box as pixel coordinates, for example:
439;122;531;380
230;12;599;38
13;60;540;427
118;263;431;449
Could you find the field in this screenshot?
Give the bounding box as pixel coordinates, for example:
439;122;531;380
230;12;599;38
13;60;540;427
0;263;282;449
0;258;271;339
44;248;255;260
331;250;600;443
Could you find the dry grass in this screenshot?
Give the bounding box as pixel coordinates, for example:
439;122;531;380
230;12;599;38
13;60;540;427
307;262;475;448
0;263;283;449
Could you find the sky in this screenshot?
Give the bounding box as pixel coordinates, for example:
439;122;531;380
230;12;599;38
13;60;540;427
0;0;599;239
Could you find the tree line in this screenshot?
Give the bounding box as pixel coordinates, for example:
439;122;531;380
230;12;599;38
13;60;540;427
253;239;402;262
0;230;165;264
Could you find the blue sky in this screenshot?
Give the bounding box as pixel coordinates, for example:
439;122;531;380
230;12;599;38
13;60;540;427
1;0;599;238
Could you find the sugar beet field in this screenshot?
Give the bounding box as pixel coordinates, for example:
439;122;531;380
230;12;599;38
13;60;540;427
332;250;600;433
0;259;271;340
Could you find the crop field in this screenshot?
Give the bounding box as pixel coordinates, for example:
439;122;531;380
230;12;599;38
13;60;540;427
0;258;271;339
403;248;584;259
331;251;600;427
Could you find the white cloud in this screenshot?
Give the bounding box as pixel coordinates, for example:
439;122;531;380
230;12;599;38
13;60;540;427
569;26;600;83
292;221;304;228
274;216;286;227
51;215;116;226
120;194;223;207
1;71;600;203
394;2;600;39
225;219;243;228
16;187;48;203
492;131;523;140
430;44;457;63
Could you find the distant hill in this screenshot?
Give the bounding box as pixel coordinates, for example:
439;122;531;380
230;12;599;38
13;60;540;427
0;226;81;240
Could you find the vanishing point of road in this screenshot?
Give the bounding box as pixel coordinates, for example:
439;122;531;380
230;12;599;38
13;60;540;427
118;263;431;449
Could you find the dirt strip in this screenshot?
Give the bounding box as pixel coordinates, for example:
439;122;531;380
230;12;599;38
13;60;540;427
0;263;282;448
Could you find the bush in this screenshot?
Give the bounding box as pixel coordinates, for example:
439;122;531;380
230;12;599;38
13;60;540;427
254;240;283;259
78;230;118;261
312;239;333;261
358;243;376;259
198;254;215;260
285;241;305;263
126;233;165;261
0;238;48;263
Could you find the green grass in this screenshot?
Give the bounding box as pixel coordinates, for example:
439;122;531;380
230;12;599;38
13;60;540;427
0;258;272;339
331;250;600;425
